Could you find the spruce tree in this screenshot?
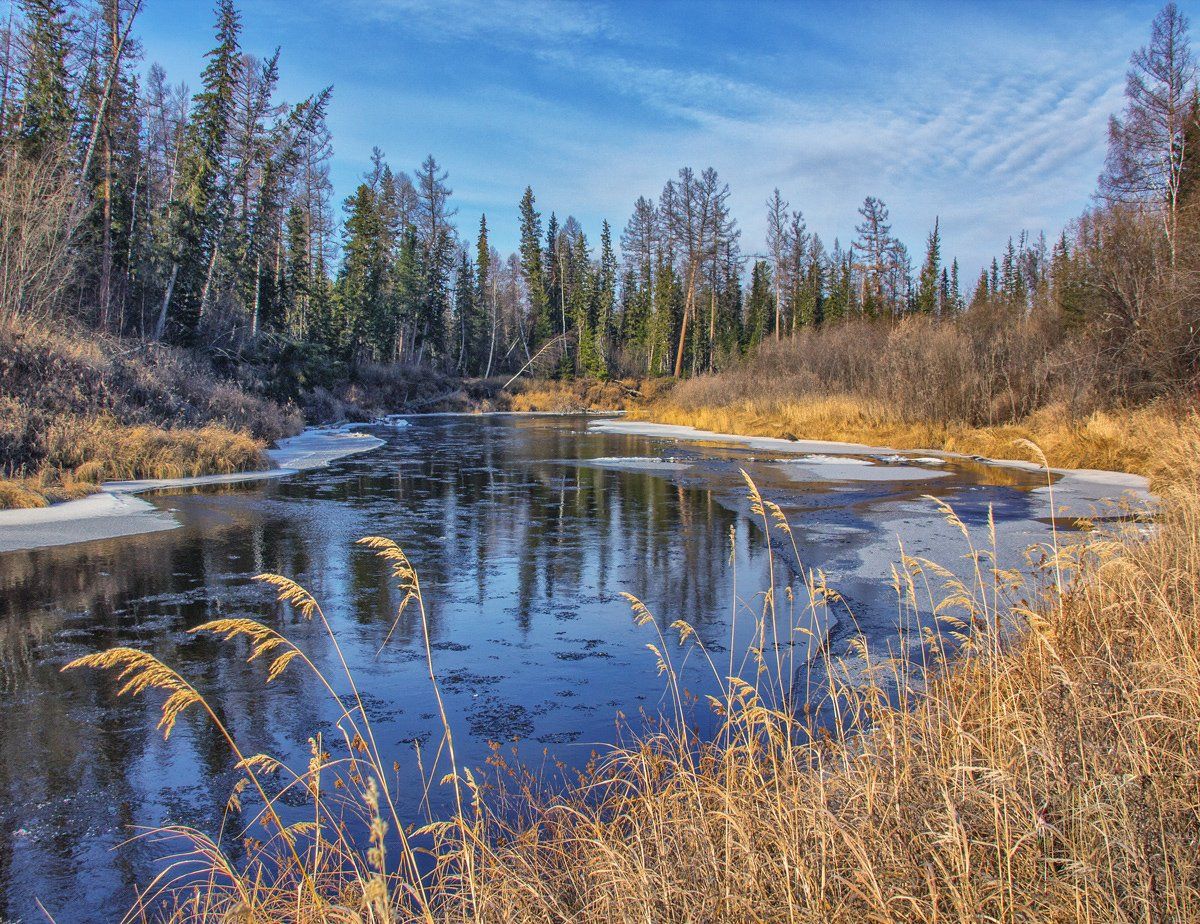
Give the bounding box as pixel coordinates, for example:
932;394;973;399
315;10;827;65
597;220;617;355
475;214;490;305
453;248;476;372
336;182;388;360
744;260;773;349
1051;231;1087;330
649;255;679;376
970;267;991;310
18;0;73;158
159;0;242;343
281;203;310;336
518;187;550;347
915;218;942;314
474;214;493;372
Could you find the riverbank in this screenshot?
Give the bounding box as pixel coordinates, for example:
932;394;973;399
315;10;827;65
588;418;1156;521
438;425;1200;923
0;315;305;510
0;425;386;552
628;382;1189;489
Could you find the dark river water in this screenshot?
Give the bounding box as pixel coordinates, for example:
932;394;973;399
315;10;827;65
0;414;1055;922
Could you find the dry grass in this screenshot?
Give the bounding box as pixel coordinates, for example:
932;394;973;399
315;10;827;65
633;393;1188;486
504;376;667;413
43;417;268;483
65;416;1200;923
628;314;1197;487
0;417;268;508
0;473;99;509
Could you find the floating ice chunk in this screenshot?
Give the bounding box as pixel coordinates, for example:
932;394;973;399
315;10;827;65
878;454;947;465
778;462;951;483
584;457;692;471
798;454;874;466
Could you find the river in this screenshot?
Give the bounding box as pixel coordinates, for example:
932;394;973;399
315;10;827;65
0;413;1134;922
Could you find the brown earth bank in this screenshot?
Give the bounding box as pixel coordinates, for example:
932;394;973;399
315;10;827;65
0;318;299;508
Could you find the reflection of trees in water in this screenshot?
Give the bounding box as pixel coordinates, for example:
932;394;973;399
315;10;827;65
0;417;762;918
0;518;357;920
332;419;742;638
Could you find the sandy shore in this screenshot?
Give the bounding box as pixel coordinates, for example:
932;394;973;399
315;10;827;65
586;419;1155;520
0;425;389;553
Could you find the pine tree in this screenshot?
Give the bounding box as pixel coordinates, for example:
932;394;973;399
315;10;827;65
970;267;991;310
280;203;310;335
915;218;942;314
336;182;389;360
412;155;455;364
18;0;73;157
475;214;490;305
649;254;680;376
474;214;494;374
416;225;451;364
453;248;476;373
518;186;550;347
573;233;606;379
158;0;242;343
597;219;617;351
1051;231;1088;330
823;242;853;323
619;195;657;366
744;259;773;349
948;259;963;313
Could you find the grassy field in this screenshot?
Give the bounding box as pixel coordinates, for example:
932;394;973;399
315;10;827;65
66;407;1200;922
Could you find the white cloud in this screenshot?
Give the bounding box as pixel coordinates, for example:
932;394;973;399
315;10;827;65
305;0;1150;272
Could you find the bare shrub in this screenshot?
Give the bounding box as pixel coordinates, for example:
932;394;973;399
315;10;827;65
0;149;78;326
663;311;1071;430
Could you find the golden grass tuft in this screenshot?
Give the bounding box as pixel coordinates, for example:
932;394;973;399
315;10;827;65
504;376;666;413
0;416;270;509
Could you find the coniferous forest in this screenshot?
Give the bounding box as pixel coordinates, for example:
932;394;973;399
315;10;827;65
3;0;1198;418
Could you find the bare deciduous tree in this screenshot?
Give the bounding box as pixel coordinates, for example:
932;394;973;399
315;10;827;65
0;147;77;325
1101;1;1196;264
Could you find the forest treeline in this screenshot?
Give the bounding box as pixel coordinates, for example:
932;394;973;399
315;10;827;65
1;0;1198;406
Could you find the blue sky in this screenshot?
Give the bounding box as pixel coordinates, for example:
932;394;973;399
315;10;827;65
136;0;1183;275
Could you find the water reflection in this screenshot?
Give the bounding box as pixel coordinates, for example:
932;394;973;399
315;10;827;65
0;415;1050;921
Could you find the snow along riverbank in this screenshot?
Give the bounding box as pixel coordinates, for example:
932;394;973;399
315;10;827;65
0;425;389;553
586;419;1155;520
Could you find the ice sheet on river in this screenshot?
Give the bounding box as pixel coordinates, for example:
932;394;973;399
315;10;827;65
590;419;1153;518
